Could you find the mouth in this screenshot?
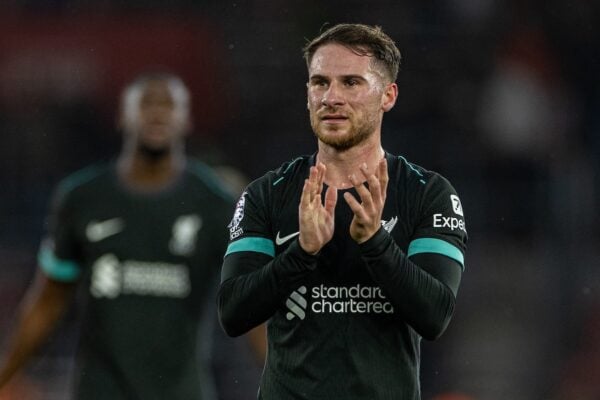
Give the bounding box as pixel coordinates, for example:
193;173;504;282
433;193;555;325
320;114;348;123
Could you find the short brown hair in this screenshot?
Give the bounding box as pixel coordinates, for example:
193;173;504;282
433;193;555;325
303;23;401;83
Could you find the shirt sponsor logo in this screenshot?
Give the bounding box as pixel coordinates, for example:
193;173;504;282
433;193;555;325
312;284;394;314
285;284;394;320
86;218;124;242
90;254;191;299
450;194;464;216
433;213;467;232
275;231;300;246
90;254;121;298
286;286;307;320
228;191;246;240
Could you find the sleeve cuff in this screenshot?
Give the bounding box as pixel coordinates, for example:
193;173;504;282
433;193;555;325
283;238;320;271
358;227;393;256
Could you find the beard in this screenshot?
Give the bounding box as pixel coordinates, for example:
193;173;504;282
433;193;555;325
311;109;379;151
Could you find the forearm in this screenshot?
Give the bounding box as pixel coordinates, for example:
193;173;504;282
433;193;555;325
359;228;457;340
218;260;283;337
218;240;318;337
0;308;59;386
0;277;70;388
245;324;267;366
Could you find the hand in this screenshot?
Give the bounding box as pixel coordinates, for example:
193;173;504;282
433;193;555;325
343;158;388;244
298;162;337;254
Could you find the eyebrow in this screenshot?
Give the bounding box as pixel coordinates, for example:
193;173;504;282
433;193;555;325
309;74;367;82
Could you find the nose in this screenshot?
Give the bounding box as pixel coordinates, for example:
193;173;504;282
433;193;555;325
321;82;345;107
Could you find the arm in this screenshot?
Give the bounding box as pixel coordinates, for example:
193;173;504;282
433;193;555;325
217;240;318;337
344;159;465;340
218;163;335;337
359;228;461;340
245;324;267;366
0;271;75;389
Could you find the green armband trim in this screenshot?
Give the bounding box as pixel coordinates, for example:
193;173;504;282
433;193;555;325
38;247;81;282
408;238;464;267
225;237;275;257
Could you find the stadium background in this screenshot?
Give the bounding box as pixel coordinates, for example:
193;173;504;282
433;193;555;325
0;1;598;399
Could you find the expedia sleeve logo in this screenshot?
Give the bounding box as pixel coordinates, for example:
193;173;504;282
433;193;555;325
432;214;467;232
432;195;467;233
450;194;464;216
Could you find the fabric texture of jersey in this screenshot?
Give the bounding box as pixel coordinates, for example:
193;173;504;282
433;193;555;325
221;152;468;400
38;160;234;400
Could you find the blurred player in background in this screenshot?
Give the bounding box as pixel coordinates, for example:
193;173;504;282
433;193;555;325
0;72;243;399
218;23;468;399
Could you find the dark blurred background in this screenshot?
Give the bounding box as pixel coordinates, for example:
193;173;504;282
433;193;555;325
0;1;598;399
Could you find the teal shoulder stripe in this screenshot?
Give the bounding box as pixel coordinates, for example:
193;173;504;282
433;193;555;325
225;237;275;257
57;165;104;196
38;247;81;282
408;238;464;267
398;155;424;177
274;157;304;186
283;157;303;173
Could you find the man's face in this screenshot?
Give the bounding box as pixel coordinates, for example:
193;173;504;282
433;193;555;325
121;79;189;156
307;43;395;151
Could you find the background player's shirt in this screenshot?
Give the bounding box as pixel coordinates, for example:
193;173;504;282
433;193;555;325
221;152;468;400
39;160;234;400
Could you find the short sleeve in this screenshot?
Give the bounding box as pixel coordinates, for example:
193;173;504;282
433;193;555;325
38;184;82;282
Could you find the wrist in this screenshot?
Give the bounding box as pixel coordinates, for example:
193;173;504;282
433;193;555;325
298;236;320;256
284;239;320;270
358;227;390;253
353;225;383;244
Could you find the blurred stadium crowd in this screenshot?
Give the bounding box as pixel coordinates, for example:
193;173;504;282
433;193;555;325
0;1;598;399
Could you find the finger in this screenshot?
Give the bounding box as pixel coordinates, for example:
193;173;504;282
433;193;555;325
368;173;382;207
357;162;370;181
314;193;322;209
317;162;326;176
308;166;319;202
349;173;373;210
343;192;368;220
359;162;382;206
378;158;388;201
315;163;326;196
324;185;338;215
300;179;311;210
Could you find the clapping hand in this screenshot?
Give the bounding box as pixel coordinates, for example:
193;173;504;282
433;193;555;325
298;162;338;255
343;158;388;244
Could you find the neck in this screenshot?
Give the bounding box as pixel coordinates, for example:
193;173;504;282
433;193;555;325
117;150;185;192
316;139;385;189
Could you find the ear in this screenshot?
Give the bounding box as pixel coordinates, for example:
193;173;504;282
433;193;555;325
381;83;398;112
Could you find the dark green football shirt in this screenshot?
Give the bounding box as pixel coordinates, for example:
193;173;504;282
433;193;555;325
219;152;468;400
39;160;234;400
